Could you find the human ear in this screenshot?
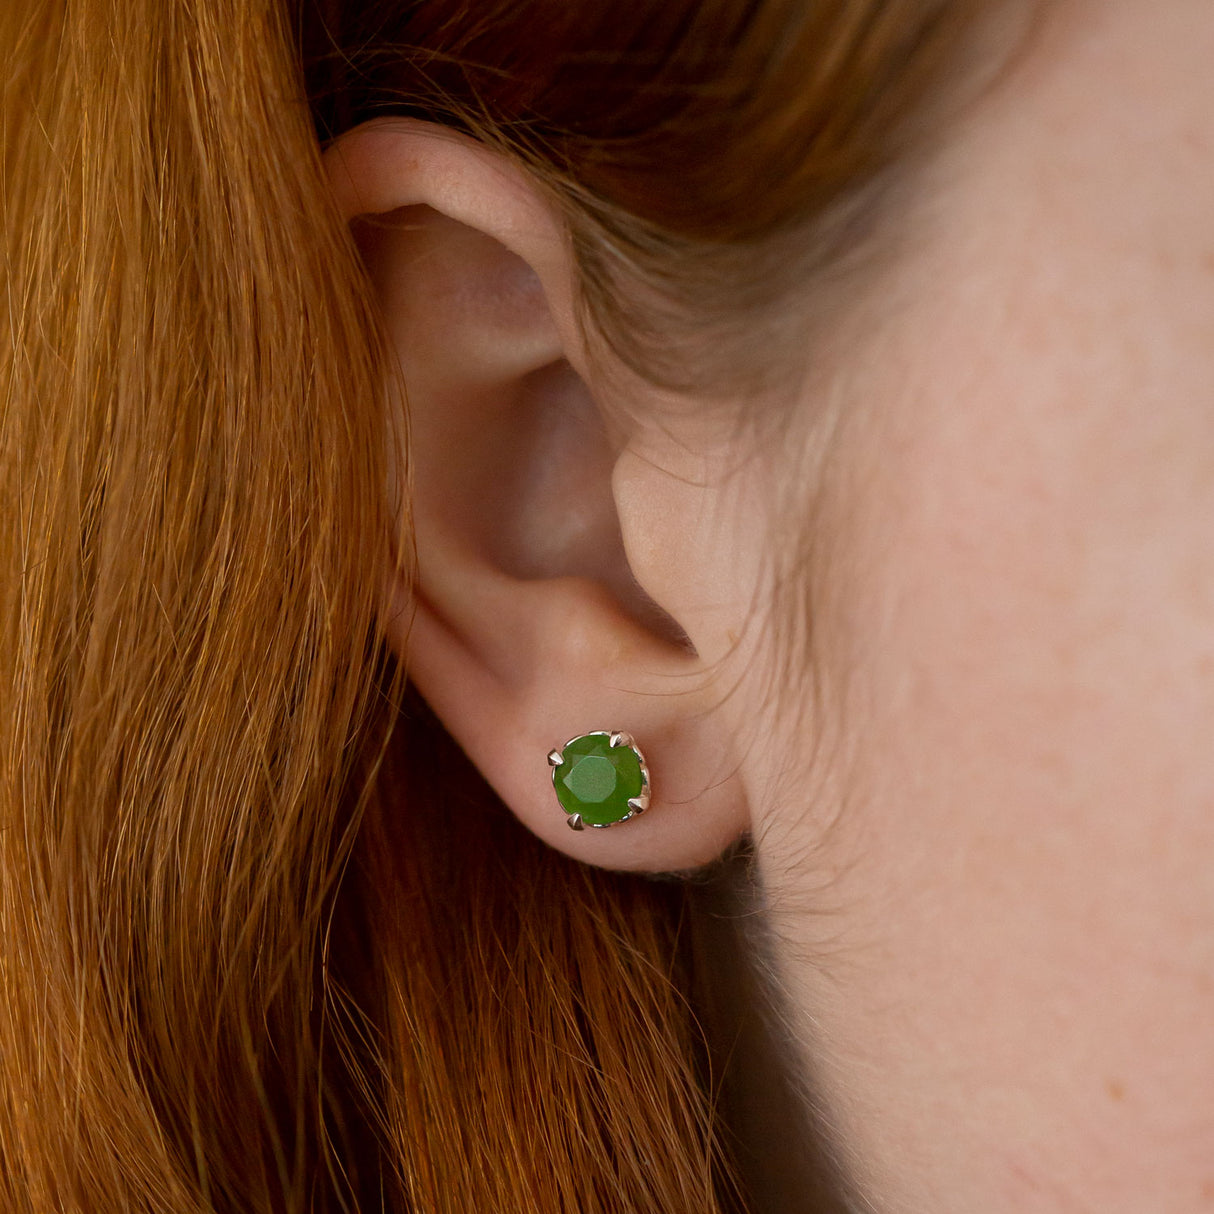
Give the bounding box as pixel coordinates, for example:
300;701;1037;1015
325;120;750;871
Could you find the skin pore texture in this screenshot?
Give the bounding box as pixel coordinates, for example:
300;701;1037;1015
329;0;1214;1209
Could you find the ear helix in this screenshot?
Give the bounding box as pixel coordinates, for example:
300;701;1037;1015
547;731;651;830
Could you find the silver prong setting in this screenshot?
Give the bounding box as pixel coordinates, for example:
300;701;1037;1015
550;731;652;828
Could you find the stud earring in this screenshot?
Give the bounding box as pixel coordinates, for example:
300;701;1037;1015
547;731;651;830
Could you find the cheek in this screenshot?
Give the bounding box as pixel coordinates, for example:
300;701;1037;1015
679;5;1214;1205
838;307;1214;927
773;172;1214;1214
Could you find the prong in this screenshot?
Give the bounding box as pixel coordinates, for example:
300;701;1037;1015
547;749;565;767
609;731;634;749
627;794;650;814
567;813;584;831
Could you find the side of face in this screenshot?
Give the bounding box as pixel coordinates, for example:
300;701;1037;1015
328;1;1214;1207
744;2;1214;1209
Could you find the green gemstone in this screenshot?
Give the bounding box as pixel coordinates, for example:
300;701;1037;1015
552;733;645;827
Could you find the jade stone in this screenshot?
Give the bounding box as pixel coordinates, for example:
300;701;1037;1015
552;733;644;827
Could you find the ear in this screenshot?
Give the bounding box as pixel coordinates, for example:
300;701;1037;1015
325;120;751;871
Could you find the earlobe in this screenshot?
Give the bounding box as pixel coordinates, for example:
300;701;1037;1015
400;563;747;871
325;120;750;871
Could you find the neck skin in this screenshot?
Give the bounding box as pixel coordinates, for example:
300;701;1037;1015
689;849;858;1214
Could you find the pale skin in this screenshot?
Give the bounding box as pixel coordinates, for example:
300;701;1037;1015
326;0;1214;1209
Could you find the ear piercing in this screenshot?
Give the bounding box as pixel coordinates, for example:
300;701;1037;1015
547;731;650;830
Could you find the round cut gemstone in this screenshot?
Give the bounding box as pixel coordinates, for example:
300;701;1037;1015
552;732;645;827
